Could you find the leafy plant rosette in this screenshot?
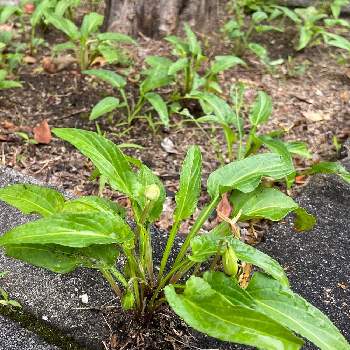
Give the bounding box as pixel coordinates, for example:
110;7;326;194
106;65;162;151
0;128;349;350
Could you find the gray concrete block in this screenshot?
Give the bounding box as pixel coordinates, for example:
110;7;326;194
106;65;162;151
259;160;350;349
0;314;59;350
0;167;113;350
1;161;350;349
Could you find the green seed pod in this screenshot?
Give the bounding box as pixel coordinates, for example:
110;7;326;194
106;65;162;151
222;246;239;276
122;291;135;311
144;184;160;201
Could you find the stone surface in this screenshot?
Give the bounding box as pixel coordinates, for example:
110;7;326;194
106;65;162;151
259;160;350;349
0;315;59;350
0;167;114;350
0;162;350;349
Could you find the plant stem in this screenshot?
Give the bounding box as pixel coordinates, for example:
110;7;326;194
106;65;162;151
173;195;221;267
110;267;128;287
100;268;123;299
148;259;188;310
120;89;131;122
158;220;180;282
245;125;257;157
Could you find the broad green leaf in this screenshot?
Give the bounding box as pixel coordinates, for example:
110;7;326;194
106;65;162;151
190;223;289;286
80;12;103;39
230;239;289;286
249;91;272;127
0;184;65;217
230;187;298;221
97;44;121;64
310;161;350;184
247;272;350;350
52;41;76;54
0;70;7;80
5;244;81;273
52;128;139;196
294;208;316;231
165;35;189;55
145;56;173;68
62;196;125;217
89;96;120;120
297;27;313;51
0;5;21;24
324;32;350;51
136;165;166;222
258;136;295;187
189;223;230;262
141;60;174;94
31;0;52;27
0;212;133;248
144;92;169;127
174;146;202;221
203;271;254;307
5;243;119;273
0;80;22;89
252;11;268;23
324;19;350;28
165;277;302;350
207;153;294;198
54;0;80;17
184;23;201;56
168;58;188;75
192;92;236;126
83;69;126;89
209;55;246;75
285;141;312;159
249;42;268;60
97;32;137;44
44;11;80;41
274;6;301;23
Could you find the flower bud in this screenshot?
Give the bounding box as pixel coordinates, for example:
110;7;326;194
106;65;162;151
144;184;160;201
222;246;238;276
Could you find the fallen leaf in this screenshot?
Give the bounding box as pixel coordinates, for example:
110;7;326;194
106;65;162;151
42;55;76;73
2;121;16;130
303;110;330;122
91;56;107;67
42;57;57;74
161;137;178;154
23;56;37;64
238;262;252;288
216;193;232;220
33;120;52;144
24;3;35;14
295;175;306;184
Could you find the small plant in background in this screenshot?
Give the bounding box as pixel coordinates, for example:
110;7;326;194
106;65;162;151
0;128;349;350
0;272;21;308
83;68;171;127
44;11;136;70
164;24;245;96
0;69;22;89
223;0;293;66
0;30;25;73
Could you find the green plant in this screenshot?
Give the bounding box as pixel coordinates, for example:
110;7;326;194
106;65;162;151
0;128;349;349
83;68;171;127
0;30;25;73
0;69;22;89
0;272;21;308
164;24;245;96
44;11;136;70
223;0;294;66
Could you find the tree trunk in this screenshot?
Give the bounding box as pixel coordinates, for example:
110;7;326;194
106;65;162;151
103;0;221;38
